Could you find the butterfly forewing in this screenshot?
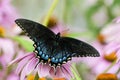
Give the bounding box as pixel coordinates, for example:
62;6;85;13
15;19;56;41
61;37;100;57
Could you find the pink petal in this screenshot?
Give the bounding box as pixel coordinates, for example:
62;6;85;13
93;61;110;74
20;65;27;80
37;63;50;77
0;39;15;63
25;58;39;75
15;53;35;75
9;53;35;66
50;67;64;78
7;73;19;80
108;64;119;73
20;57;38;80
113;17;120;23
61;63;73;79
105;42;120;54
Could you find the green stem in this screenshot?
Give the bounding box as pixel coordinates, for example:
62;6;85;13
103;60;117;73
34;73;39;80
43;0;59;26
71;64;82;80
116;67;120;75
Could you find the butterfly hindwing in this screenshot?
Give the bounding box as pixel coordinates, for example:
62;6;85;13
60;37;100;57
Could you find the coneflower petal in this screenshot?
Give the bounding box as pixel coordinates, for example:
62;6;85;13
37;63;50;77
25;58;39;75
9;53;35;66
61;64;73;79
15;53;35;75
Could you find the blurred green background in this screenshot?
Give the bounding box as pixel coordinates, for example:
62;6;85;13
12;0;120;40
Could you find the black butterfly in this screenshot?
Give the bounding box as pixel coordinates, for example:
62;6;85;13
15;19;100;67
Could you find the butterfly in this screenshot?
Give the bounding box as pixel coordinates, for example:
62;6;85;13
15;19;100;67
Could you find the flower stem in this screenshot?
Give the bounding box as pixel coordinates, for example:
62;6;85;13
115;67;120;75
34;73;39;80
103;60;117;73
43;0;59;26
71;64;82;80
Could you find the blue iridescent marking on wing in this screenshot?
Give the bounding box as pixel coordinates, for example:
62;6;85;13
44;55;49;60
59;58;62;62
38;51;42;55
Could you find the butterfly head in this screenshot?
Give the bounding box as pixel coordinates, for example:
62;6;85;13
55;32;61;40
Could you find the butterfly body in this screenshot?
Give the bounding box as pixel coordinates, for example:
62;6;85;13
34;33;72;67
15;19;100;67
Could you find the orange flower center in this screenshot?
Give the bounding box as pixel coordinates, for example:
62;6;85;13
47;16;58;28
27;75;46;80
0;26;5;37
27;75;34;80
96;73;118;80
97;34;106;44
27;75;66;80
53;78;66;80
104;52;117;62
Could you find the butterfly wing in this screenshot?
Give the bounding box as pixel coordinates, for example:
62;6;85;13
15;19;63;65
15;19;56;42
60;37;100;57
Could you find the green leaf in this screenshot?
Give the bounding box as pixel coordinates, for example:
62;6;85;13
66;31;96;39
13;36;34;52
85;0;103;31
112;0;120;6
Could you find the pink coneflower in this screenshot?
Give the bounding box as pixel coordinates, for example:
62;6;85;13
10;52;73;80
6;72;19;80
10;17;75;80
82;40;120;78
45;16;68;36
0;38;20;80
0;25;22;80
93;41;120;74
0;0;18;28
99;22;120;44
0;38;15;64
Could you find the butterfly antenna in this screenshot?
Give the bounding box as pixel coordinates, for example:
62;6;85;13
61;28;69;34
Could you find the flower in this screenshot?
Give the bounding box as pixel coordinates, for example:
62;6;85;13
27;74;46;80
0;38;21;80
0;26;5;37
99;23;120;44
0;0;18;28
45;16;68;36
9;52;73;80
113;17;120;23
26;74;66;80
82;20;120;79
0;25;22;80
0;38;15;64
6;72;19;80
81;40;120;79
92;42;120;74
